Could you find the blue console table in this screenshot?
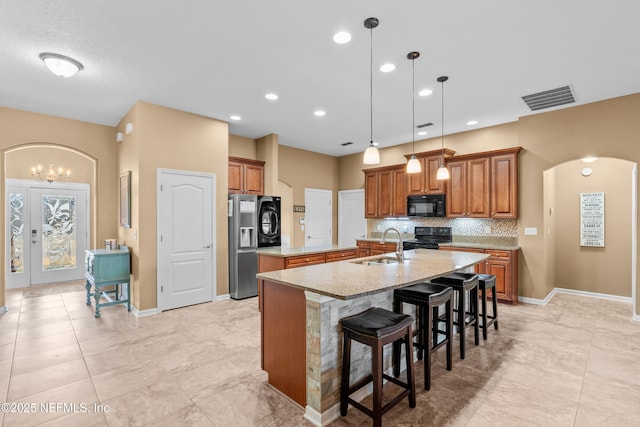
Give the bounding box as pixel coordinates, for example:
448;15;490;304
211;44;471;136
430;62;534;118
85;246;131;318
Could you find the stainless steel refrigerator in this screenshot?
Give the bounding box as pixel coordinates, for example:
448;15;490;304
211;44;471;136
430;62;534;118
228;194;258;299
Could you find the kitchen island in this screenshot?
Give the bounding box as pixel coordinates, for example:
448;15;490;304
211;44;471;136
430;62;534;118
256;248;489;426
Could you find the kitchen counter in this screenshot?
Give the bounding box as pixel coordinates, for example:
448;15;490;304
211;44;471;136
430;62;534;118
257;244;357;257
258;248;489;423
257;248;488;300
441;235;520;251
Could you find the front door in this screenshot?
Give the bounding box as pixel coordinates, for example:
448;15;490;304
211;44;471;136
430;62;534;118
304;188;332;246
157;169;215;311
6;180;89;288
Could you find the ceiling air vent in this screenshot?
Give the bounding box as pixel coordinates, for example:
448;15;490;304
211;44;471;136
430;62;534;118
416;122;433;129
340;141;353;146
522;85;575;111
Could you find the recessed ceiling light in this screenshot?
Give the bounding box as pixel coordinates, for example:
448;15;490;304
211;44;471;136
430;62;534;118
265;93;278;100
314;110;326;117
333;31;352;44
380;63;395;73
417;131;427;136
230;115;241;121
467;120;478;126
418;89;433;97
39;52;84;77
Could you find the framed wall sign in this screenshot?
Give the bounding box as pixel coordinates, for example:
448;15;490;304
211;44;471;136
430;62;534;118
120;171;131;228
580;192;604;247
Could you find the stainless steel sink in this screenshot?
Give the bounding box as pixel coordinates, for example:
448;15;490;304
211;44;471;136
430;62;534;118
352;256;405;266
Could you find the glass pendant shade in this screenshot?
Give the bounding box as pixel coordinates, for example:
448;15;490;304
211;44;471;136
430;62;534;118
406;155;421;173
436;164;450;180
363;143;380;164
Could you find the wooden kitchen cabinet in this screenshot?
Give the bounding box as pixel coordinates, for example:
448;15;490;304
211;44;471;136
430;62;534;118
445;147;520;219
356;240;398;257
364;165;408;218
490;151;519;218
405;149;455;195
439;246;518;304
446;157;490;218
229;156;265;195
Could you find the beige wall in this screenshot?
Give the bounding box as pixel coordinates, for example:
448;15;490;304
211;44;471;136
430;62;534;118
339;94;640;315
117;101;229;311
549;158;632;296
228;134;256;159
1;107;118;309
279;145;339;247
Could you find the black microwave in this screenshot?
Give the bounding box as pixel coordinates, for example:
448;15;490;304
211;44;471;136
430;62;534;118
407;194;446;217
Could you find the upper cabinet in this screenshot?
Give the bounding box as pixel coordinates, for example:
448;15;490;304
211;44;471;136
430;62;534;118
404;149;455;195
445;147;521;218
229;156;265;195
364;165;408;218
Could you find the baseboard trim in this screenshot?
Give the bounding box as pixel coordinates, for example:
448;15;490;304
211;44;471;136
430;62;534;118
132;307;159;317
0;306;8;314
634;313;640;322
519;288;633;306
216;294;230;301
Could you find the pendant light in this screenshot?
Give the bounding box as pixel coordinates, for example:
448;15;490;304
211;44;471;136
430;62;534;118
362;17;380;165
406;51;421;174
436;75;450;180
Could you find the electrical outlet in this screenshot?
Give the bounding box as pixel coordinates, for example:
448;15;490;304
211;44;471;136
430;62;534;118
524;227;537;235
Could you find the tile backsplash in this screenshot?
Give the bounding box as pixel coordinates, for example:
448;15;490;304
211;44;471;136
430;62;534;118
370;217;518;238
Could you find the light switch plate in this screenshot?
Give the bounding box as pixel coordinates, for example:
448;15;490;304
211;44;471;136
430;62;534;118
524;227;537;235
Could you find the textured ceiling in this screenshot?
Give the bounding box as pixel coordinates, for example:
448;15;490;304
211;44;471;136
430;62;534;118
1;1;639;156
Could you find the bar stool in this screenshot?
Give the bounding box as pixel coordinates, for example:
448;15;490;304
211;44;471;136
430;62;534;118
477;274;499;340
392;282;453;390
340;307;416;427
431;272;479;359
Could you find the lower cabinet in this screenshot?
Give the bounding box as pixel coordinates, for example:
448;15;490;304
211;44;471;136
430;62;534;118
356;240;398;257
258;249;359;274
439;246;518;304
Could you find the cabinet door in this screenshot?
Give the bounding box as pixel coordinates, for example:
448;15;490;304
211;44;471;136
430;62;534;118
467;157;490;217
378;170;393;217
407;158;426;194
364;173;378;218
228;160;244;194
491;153;518;218
393;168;408;216
485;257;510;302
425;156;446;194
446;160;467;217
244;163;264;195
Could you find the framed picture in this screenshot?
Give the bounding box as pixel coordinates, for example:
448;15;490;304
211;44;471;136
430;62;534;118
120;171;131;228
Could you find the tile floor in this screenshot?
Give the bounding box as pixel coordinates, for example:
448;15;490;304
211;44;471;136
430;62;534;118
1;283;640;426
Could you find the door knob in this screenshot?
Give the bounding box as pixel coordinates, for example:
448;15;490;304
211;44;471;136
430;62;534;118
203;244;211;249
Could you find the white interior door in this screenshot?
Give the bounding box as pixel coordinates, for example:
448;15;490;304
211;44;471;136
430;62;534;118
158;169;215;311
6;180;89;287
338;189;366;246
304;188;332;246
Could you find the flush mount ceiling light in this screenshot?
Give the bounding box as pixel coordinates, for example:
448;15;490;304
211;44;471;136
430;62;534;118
380;63;395;73
362;17;380;165
39;52;84;77
436;76;450;180
406;51;421;174
333;31;352;44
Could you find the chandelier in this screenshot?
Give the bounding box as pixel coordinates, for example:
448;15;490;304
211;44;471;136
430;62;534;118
31;163;71;184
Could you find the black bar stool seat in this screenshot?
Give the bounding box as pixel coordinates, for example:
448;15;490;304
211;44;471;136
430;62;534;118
431;272;480;359
392;282;453;390
477;273;499;339
340;307;416;427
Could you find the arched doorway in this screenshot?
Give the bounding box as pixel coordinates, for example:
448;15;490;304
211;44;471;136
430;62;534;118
543;157;636;314
4;144;97;288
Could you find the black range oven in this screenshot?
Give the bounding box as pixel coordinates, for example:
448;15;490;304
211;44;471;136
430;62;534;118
403;226;452;250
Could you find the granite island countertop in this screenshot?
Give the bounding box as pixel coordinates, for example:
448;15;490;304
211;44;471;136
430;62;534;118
440;236;520;251
256;244;357;257
256;248;489;300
